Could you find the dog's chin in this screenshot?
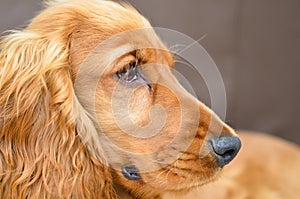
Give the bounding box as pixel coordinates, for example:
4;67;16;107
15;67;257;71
160;169;222;192
118;166;221;192
174;170;222;192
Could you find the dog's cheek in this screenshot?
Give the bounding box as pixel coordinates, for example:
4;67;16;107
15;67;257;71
128;87;153;127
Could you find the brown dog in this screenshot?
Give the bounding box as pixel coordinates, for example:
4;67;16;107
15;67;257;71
0;0;298;198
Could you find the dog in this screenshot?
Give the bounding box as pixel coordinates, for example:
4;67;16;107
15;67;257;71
0;0;298;198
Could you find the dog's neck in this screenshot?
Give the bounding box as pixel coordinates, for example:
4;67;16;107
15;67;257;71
113;182;162;199
113;184;134;199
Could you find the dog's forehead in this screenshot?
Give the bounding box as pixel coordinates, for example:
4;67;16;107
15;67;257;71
123;28;174;65
137;48;174;67
86;27;174;67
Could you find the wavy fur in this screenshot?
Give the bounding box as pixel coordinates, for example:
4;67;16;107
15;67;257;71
0;0;239;198
0;5;115;199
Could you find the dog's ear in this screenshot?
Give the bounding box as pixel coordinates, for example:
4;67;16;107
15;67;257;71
0;31;114;198
0;30;72;140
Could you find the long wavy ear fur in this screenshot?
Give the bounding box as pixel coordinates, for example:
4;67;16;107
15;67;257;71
0;30;114;198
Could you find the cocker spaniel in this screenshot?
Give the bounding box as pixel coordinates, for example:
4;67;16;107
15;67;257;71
4;1;298;199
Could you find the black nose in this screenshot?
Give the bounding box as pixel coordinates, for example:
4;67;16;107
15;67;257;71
209;136;241;167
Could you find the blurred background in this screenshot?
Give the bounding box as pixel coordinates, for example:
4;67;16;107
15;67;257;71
1;0;299;144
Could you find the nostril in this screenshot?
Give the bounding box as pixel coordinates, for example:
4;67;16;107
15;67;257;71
223;149;235;157
209;136;241;167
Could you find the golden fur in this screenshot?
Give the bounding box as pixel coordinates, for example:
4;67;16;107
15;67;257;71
0;1;237;198
1;0;298;199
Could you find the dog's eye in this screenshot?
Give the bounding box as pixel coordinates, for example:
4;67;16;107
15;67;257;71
116;62;139;83
115;61;152;90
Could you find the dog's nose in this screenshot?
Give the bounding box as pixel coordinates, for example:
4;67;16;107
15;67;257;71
209;136;241;167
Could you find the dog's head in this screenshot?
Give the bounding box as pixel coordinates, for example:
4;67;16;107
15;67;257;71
0;0;241;198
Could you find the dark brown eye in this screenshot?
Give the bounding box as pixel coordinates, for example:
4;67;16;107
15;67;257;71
116;62;138;83
115;61;152;90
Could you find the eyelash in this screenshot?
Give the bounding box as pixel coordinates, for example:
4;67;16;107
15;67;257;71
115;61;152;90
116;61;139;83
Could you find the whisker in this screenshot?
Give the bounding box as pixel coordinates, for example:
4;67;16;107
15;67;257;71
176;34;207;55
155;168;169;180
168;44;187;52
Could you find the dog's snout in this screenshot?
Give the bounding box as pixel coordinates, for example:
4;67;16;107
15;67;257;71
209;136;241;167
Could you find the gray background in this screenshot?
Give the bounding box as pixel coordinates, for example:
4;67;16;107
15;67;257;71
1;0;300;144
